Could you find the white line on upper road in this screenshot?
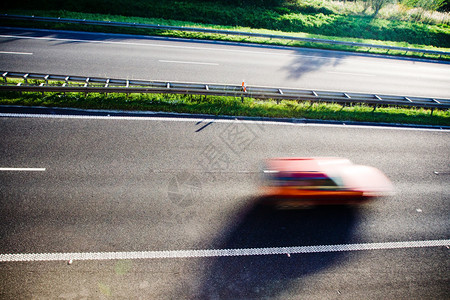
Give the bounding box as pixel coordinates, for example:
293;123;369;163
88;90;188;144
159;60;219;66
0;34;325;59
327;71;376;77
0;51;33;55
0;239;448;262
0;168;46;171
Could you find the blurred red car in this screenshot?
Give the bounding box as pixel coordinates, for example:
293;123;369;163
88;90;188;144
261;157;393;207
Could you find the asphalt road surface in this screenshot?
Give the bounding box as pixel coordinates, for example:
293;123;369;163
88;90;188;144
0;114;449;299
0;27;449;99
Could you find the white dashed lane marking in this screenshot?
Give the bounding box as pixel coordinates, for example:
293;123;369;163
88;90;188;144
327;71;375;77
0;51;33;55
0;168;46;171
159;60;219;66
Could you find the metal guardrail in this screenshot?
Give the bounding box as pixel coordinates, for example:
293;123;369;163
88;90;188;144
1;72;449;109
1;14;449;57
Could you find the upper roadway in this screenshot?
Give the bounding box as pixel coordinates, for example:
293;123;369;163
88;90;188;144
0;27;449;99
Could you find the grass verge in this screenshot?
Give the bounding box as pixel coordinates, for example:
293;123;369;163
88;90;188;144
1;92;448;126
1;10;449;60
3;0;449;45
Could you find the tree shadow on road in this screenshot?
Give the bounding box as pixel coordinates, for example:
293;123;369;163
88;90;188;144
280;50;343;80
195;199;359;298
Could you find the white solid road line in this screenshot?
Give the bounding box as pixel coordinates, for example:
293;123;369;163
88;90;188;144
0;239;448;262
0;51;33;55
0;113;447;132
159;60;219;66
0;168;46;171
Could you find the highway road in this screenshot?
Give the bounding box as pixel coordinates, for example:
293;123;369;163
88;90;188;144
0;114;449;298
0;27;449;99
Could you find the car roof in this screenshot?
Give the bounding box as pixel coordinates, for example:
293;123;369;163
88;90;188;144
265;157;352;173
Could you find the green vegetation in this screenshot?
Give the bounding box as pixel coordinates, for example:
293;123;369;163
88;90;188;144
2;0;449;50
1;10;448;60
1;91;448;126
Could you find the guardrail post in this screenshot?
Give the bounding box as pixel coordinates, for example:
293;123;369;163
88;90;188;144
204;85;209;101
2;72;8;85
84;78;89;97
60;76;69;96
23;74;29;85
38;82;45;96
104;79;110;96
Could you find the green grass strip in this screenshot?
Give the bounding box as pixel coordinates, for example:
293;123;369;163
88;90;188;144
1;10;449;61
1;92;448;126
